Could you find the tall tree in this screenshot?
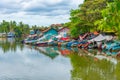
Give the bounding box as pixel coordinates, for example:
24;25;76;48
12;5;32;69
66;0;111;37
95;0;120;38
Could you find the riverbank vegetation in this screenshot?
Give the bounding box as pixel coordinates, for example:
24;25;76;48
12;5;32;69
65;0;120;38
0;20;30;37
0;20;64;38
0;20;49;37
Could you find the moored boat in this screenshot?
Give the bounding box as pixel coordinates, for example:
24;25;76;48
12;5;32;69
34;41;48;47
102;40;120;51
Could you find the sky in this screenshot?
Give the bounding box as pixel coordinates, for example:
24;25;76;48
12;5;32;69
0;0;84;26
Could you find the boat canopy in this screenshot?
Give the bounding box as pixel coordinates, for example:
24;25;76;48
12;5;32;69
89;34;105;42
89;34;113;42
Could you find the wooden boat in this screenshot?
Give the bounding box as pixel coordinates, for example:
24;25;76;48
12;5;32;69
24;38;38;44
48;41;58;46
102;40;120;51
24;36;39;44
66;40;79;47
78;40;88;48
34;41;48;47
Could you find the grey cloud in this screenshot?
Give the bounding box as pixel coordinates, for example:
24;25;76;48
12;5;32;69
23;0;72;16
0;1;21;14
25;9;70;17
0;0;75;16
0;0;83;26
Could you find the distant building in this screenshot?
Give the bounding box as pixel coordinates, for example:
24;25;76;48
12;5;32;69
30;30;35;35
29;29;43;38
0;32;6;37
50;24;64;30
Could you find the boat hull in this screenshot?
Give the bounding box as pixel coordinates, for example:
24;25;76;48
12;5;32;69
35;42;48;47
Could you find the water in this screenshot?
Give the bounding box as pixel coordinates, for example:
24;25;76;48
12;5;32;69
0;38;120;80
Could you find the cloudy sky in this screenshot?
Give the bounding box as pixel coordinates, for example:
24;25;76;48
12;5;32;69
0;0;84;26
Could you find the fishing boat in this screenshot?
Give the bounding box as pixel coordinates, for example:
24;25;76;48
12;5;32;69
102;41;120;51
34;41;48;47
24;36;38;44
66;40;79;47
7;32;15;38
24;38;38;44
48;41;58;46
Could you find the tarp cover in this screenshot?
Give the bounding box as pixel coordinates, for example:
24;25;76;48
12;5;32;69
89;34;105;42
89;34;113;42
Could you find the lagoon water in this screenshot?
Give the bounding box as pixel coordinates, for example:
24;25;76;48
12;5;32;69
0;38;120;80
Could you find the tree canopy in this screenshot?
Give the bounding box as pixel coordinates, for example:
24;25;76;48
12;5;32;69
66;0;120;38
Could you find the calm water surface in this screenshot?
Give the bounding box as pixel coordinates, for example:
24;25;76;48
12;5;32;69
0;38;120;80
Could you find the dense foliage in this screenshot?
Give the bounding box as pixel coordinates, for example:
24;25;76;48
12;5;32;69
0;20;30;37
66;0;120;38
0;20;49;37
95;0;120;37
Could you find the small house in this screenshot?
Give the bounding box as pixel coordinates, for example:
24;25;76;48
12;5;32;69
58;27;69;37
42;28;58;40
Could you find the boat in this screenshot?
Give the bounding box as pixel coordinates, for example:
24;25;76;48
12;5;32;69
102;40;120;51
48;41;58;46
24;36;38;44
24;39;38;44
7;32;15;38
66;40;79;47
78;40;88;48
34;41;48;47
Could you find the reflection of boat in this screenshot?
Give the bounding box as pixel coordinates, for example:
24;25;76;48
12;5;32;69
103;51;118;56
35;47;59;59
59;47;71;56
48;41;58;46
7;38;15;44
95;55;117;64
79;50;117;64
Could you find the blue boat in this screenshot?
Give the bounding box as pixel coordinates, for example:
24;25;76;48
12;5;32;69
102;41;120;51
66;40;79;47
7;32;15;38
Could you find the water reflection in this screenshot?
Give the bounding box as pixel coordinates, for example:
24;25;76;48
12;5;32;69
0;38;72;80
0;38;24;53
0;38;120;80
70;50;120;80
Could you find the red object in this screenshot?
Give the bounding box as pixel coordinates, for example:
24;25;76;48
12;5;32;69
60;50;71;56
60;37;70;41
